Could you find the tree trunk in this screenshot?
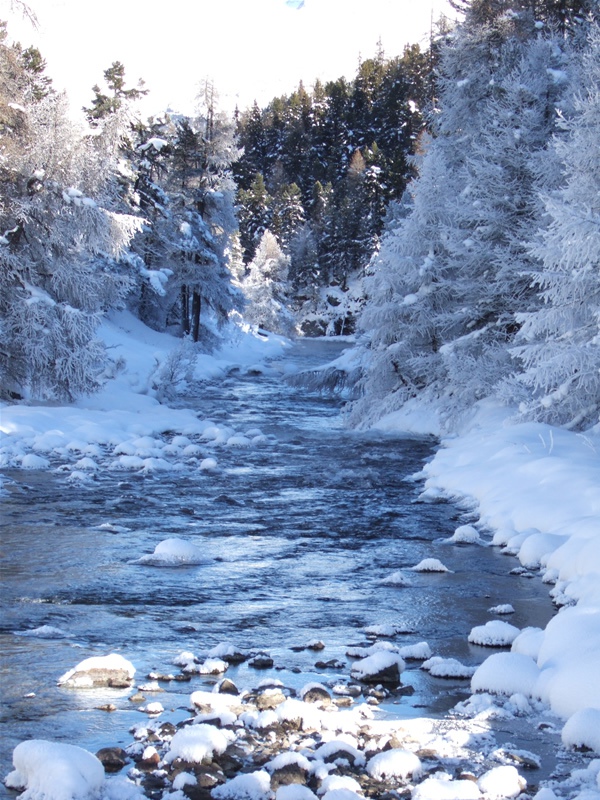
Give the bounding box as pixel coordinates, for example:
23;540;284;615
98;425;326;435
181;285;190;336
191;290;201;343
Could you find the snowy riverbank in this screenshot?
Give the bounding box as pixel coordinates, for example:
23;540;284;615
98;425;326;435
1;315;600;800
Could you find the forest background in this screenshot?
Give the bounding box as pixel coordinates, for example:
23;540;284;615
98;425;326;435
1;0;600;435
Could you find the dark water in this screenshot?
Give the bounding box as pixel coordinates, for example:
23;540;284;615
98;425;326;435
0;339;556;787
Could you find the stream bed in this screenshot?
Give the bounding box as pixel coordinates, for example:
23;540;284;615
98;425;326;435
0;339;563;794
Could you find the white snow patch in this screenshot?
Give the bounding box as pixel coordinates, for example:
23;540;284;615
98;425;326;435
5;740;105;799
411;558;451;573
468;620;520;647
133;537;206;566
366;748;422;780
212;770;272;800
165;724;234;764
471;652;540;696
477;766;526;798
561;708;600;754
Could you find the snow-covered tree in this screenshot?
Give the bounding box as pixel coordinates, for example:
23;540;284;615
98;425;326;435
242;230;297;336
508;25;600;429
351;10;568;428
0;43;142;400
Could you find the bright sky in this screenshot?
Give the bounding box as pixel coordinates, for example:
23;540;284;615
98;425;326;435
5;0;456;117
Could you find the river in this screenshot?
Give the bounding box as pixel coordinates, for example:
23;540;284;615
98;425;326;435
0;339;558;792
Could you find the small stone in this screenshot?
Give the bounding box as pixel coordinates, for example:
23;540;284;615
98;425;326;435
270;763;309;791
249;654;274;669
333;697;353;708
256;689;286;710
302;686;331;705
96;703;117;712
129;692;146;703
306;640;325;651
96;746;128;773
217;678;239;695
315;659;345;670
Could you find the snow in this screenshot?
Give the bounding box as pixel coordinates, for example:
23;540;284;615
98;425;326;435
421;657;476;679
58;653;135;688
561;708;600;753
132;537;207;567
349;650;405;681
212;770;272;800
5;740;105;800
471;652;540;696
366;748;423;780
468;620;520;647
411;558;451;573
477;766;526;798
165;723;234;763
377;399;600;743
0;309;288;478
412;775;481;800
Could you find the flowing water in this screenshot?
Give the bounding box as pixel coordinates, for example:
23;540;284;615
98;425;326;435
0;339;557;789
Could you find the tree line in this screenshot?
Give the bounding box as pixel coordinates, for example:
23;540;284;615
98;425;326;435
351;0;600;432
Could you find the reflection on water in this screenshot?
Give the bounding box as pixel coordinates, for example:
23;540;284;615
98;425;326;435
0;339;555;787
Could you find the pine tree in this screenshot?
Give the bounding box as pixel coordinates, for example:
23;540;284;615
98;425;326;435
0;39;141;400
508;24;600;429
241;230;296;336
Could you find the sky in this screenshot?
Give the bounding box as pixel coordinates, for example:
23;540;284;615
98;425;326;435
4;0;456;118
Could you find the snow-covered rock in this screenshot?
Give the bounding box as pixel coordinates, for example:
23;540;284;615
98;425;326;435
468;620;520;647
5;740;105;799
477;765;526;798
165;723;234;764
411;558;451;573
349;651;405;684
133;537;206;566
58;653;135;689
366;748;422;780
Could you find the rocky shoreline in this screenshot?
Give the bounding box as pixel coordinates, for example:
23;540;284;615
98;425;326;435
6;638;598;800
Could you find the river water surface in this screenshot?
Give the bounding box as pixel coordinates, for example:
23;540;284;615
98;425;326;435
0;339;557;791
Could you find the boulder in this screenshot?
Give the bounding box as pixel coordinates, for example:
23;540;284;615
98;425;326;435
58;654;135;689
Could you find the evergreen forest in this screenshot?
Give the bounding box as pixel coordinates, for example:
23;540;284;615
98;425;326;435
1;0;600;431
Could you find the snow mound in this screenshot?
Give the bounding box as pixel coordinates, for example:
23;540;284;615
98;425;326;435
411;558;451;573
133;537;206;566
265;751;311;773
5;740;105;799
314;739;366;767
349;651;405;683
212;769;272;800
471;652;540;696
379;570;412;587
561;707;600;753
448;525;482;544
318;775;362;795
397;642;432;660
511;627;544;660
367;748;422;780
477;766;526;798
276;787;318;800
421;657;476;679
165;724;234;764
488;604;514;615
412;775;481;800
468;620;520;647
58;653;135;689
364;623;401;637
